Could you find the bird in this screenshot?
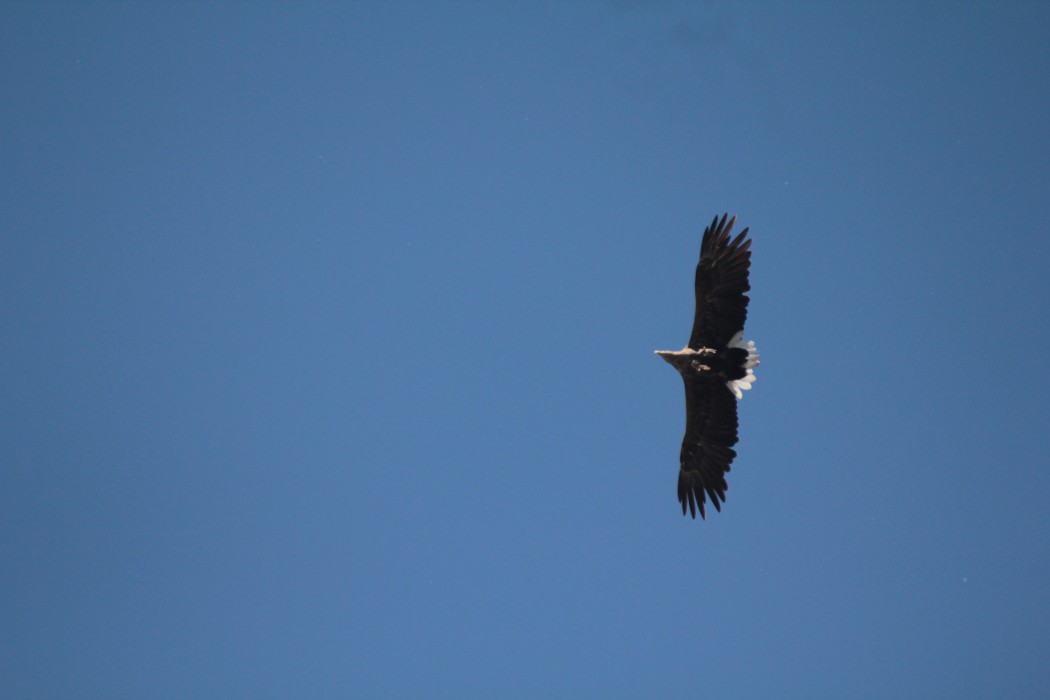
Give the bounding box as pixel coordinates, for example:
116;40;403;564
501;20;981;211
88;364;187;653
655;214;759;519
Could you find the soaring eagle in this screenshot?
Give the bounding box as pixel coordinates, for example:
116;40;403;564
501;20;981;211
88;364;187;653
656;214;759;519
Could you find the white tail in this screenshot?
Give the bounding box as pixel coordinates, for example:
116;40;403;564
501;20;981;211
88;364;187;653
727;331;760;399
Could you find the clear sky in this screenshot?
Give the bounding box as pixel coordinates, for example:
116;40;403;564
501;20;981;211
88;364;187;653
3;1;1049;697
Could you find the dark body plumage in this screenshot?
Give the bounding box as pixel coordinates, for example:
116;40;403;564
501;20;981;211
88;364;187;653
655;214;758;519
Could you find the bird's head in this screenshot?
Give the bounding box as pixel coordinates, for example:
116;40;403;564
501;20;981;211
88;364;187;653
655;348;702;373
654;350;674;363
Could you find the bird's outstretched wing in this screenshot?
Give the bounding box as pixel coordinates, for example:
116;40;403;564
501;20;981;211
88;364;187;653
678;376;739;519
688;214;752;350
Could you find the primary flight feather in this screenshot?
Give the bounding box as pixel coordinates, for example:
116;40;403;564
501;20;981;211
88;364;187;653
655;214;759;519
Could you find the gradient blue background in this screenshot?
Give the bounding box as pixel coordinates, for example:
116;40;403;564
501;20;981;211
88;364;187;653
3;2;1049;697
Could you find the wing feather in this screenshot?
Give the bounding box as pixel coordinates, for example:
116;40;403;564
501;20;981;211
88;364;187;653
688;214;753;350
677;375;739;519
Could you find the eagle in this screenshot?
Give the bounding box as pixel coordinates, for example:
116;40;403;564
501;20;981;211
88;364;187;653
655;214;759;519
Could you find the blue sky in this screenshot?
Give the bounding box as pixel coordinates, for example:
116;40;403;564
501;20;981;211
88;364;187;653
3;1;1050;697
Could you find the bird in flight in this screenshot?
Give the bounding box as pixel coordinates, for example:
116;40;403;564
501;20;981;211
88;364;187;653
655;214;759;519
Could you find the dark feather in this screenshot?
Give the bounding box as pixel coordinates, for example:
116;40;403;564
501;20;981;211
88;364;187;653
688;214;753;350
678;377;739;519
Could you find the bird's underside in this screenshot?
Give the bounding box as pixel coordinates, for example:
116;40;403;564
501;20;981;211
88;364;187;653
656;214;759;519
